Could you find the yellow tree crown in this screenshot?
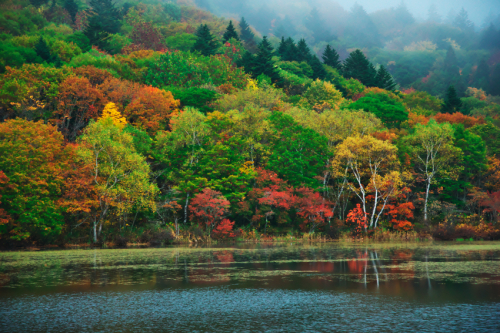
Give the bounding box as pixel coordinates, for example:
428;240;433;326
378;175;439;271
99;102;127;129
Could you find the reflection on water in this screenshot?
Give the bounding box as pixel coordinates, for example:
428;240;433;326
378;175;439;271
1;242;500;332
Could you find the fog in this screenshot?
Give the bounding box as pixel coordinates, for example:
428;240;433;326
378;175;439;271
194;0;500;28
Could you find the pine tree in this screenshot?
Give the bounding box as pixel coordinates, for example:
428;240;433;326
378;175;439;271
442;86;463;113
35;37;53;63
239;17;257;52
309;55;327;80
29;0;49;8
304;8;332;42
84;0;121;48
253;36;281;84
375;65;397;91
64;0;79;24
192;24;219;56
277;37;288;59
223;20;239;43
454;8;474;32
296;39;312;63
274;25;287;40
480;24;500;50
342;49;377;87
474;59;490;92
490;64;500;96
239;17;254;42
284;37;298;62
322;44;341;71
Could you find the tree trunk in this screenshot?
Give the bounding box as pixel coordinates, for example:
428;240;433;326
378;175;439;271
184;192;190;224
424;179;431;223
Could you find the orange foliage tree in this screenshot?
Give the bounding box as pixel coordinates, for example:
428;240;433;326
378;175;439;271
54;76;106;141
123;86;179;133
0;119;74;241
433;112;486;128
0;171;12;226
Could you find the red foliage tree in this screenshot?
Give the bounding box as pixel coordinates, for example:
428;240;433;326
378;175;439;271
212;219;236;239
386;202;415;231
433;112;485;128
189;188;230;235
130;21;165;51
295;188;333;233
481;191;500;222
346;204;368;237
0;171;12;226
54;76;106;141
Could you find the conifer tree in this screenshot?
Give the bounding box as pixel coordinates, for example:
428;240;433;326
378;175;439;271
239;17;254;42
490;64;500;96
322;44;341;71
474;59;490;92
375;65;397;91
239;17;257;52
284;37;298;62
309;55;327;80
192;24;219;56
64;0;79;24
29;0;49;8
342;49;377;87
253;36;281;84
296;39;312;63
442;86;463;113
35;37;53;63
223;20;239;43
277;37;288;59
84;0;121;48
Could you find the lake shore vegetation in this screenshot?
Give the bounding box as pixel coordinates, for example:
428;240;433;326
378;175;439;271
0;0;500;248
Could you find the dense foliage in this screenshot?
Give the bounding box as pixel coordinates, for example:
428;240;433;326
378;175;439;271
0;0;499;246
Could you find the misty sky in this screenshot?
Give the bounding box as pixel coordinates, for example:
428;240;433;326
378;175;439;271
329;0;500;25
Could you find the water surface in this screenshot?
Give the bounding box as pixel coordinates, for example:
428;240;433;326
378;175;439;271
1;242;500;332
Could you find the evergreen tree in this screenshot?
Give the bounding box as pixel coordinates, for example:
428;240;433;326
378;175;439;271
375;65;397;91
490;64;500;96
304;8;332;42
309;55;327;80
296;39;312;63
342;49;377;87
84;0;121;48
427;4;441;22
454;8;474;32
253;36;281;84
239;17;254;43
480;24;500;50
474;59;490;92
223;20;239;43
64;0;79;24
322;44;341;71
237;51;257;76
284;37;298;62
192;24;219;56
442;86;463;113
274;25;287;40
277;37;288;59
239;17;257;52
29;0;49;8
35;37;52;63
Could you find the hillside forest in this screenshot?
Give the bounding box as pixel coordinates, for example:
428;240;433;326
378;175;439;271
0;0;500;247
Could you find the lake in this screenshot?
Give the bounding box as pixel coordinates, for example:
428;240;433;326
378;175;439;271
1;242;500;332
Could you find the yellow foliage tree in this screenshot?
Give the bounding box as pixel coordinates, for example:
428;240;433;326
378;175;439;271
99;102;127;129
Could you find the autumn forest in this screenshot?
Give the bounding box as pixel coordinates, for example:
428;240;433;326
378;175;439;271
1;0;500;248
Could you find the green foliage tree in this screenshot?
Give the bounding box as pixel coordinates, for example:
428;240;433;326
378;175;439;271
322;45;341;72
347;93;408;128
342;49;376;87
35;37;52;63
267;112;330;188
29;0;49;8
375;65;396;91
223;20;239;43
192;24;219;56
403;120;462;221
0;119;71;242
296;39;312;63
77;117;158;243
84;0;121;49
64;0;79;24
442;85;463;113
